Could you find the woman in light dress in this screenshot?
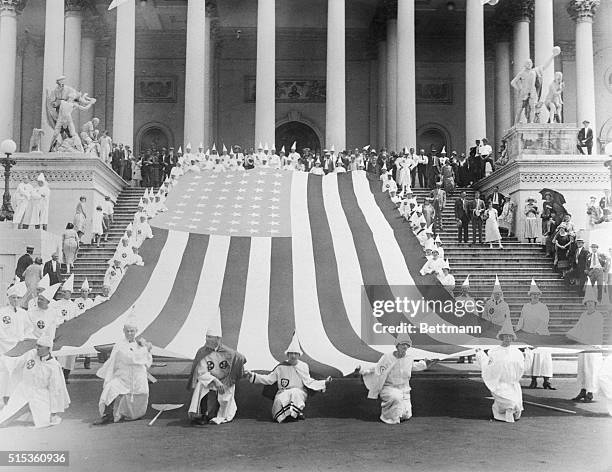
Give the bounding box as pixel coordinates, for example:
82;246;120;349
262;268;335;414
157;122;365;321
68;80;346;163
91;205;104;247
73;195;87;241
523;197;540;243
484;200;503;249
62;222;79;273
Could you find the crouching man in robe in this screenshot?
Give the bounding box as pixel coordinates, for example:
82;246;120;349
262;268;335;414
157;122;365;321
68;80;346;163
475;319;525;423
357;334;437;424
0;333;70;428
246;334;331;422
94;313;152;425
187;312;246;426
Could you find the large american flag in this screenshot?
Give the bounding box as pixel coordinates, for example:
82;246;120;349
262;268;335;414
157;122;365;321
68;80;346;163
30;168;575;376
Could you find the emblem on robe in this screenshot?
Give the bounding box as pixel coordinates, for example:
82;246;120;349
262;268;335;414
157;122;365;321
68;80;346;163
78;302;85;310
61;309;68;317
2;315;11;325
488;307;494;315
379;366;386;373
26;360;35;369
36;320;45;329
137;230;142;235
280;378;289;388
122;253;127;258
110;271;116;277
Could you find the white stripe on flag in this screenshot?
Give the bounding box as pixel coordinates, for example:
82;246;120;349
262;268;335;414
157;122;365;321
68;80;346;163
351;172;482;347
291;172;364;375
75;230;189;350
236;237;278;371
321;173;366;336
165;235;231;358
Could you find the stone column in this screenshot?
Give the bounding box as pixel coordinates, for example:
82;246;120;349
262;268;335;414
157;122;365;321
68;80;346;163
385;16;398;152
568;0;599;138
593;0;611;149
184;0;206;148
0;0;24;141
465;0;487;146
534;0;554;93
495;40;512;143
325;0;346;150
204;6;217;147
396;0;416;149
80;21;96;124
64;1;84;89
510;0;533;119
377;40;387;150
112;0;135;148
40;0;65;151
255;0;275;148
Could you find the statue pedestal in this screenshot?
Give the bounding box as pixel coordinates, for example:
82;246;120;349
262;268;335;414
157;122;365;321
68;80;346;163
474;154;610;243
0;226;62;305
503;123;580;157
0;153;125;243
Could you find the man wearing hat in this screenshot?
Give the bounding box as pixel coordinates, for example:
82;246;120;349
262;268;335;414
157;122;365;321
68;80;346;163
437;260;455;294
104;260;124;297
358;334;437;424
421;197;435;229
26;283;61;341
187;308;247;426
0;282;28;354
431;182;446;234
567;236;589;294
516;279;555;389
567;280;604;403
577;120;593;155
475;319;525;422
15;246;34;282
482;276;510;327
416;148;428;188
585;243;609;302
420;246;445;276
0;333;70;428
246;333;331;423
94;310;153;425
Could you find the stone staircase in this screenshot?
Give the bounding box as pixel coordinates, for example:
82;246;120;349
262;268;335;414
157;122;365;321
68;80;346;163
64;186;146;296
410;187;585;335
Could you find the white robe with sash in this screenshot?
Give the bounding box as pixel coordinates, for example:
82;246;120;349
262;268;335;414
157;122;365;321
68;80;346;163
362;352;427;424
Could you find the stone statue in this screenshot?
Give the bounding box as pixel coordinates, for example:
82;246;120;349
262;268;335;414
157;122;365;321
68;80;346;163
510;47;561;125
45;75;96;152
80;117;101;157
29;128;44;152
544;71;565;123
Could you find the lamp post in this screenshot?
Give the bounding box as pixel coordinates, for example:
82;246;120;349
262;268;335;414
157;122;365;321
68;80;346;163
0;139;17;221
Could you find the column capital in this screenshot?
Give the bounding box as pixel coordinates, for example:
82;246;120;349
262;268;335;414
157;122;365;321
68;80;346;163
567;0;600;23
507;0;534;23
0;0;26;14
64;0;89;13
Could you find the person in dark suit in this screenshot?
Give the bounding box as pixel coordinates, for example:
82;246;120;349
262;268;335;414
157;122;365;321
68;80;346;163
585;243;609;302
469;140;482;182
454;191;470;243
567;237;589;293
15;245;34;281
43;253;62;286
111;143;124;175
487;186;506;214
470;190;486;245
577;120;593;155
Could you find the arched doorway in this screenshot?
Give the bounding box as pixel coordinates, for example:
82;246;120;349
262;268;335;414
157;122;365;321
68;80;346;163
417;125;449;154
276;122;321;154
136;122;174;156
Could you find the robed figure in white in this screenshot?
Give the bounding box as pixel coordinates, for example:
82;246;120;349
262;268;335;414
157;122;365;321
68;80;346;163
358;334;436;424
247;334;330;423
94;314;153;424
0;334;70;428
476;319;525;423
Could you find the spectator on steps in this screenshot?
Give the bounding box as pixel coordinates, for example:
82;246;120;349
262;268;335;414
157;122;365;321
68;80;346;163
523;197;540;243
484;201;503;250
92;205;104;248
15;246;34;281
470;191;485;245
498;199;516;238
73;196;87;241
62;223;79;274
43;253;62;286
